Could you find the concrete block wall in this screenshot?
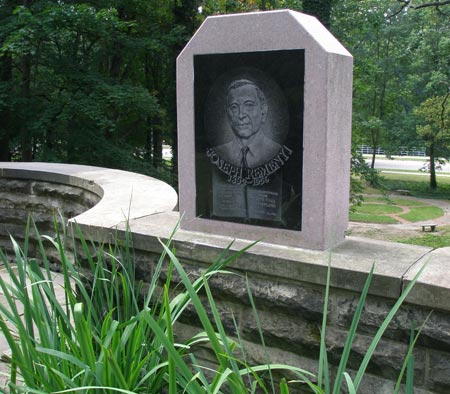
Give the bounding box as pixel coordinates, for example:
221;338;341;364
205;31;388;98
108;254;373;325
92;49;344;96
1;162;450;393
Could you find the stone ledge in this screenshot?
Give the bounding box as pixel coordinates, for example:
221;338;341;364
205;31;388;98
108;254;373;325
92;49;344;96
0;162;178;229
0;162;445;312
113;211;432;301
404;247;450;311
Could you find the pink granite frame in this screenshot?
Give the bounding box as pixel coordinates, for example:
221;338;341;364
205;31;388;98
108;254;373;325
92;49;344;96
177;10;353;250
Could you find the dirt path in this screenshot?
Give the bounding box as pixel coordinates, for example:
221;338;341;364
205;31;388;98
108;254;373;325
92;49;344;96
387;205;411;224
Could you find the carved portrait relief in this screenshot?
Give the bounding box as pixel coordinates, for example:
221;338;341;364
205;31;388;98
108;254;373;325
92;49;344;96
194;50;304;230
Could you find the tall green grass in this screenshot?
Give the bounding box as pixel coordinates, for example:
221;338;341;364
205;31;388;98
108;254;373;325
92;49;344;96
0;218;428;393
316;254;429;394
0;219;314;393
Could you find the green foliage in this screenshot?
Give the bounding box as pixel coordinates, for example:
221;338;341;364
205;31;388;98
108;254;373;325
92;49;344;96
0;217;429;393
315;254;429;394
0;219;316;393
414;94;450;188
302;0;334;27
415;95;450;149
332;0;413;157
332;1;449;171
0;0;195;182
395;225;450;248
350;148;382;208
380;172;450;198
1;0;450;190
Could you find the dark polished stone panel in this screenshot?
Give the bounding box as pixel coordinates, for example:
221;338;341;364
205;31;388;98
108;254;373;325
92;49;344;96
194;50;304;230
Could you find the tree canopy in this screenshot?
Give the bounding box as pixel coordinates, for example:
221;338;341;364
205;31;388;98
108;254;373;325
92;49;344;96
331;0;449;189
0;0;449;188
0;0;198;183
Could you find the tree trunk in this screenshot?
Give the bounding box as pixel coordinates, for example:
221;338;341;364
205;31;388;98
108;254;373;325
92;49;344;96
370;128;379;169
429;143;437;189
0;52;12;161
145;122;152;163
110;5;125;80
152;127;162;168
369;30;391;171
370;148;376;169
21;54;33;161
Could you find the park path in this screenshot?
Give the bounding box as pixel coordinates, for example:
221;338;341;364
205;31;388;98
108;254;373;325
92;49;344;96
393;195;450;227
386;205;411;224
360;194;450;227
348;194;450;241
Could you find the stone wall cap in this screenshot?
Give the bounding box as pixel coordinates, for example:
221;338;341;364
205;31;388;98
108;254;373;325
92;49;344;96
403;247;450;311
0;162;178;229
113;212;433;300
0;161;105;175
3;162;449;312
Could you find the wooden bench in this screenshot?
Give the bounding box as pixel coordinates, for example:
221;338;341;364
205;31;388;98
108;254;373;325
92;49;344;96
422;224;437;232
396;189;410;196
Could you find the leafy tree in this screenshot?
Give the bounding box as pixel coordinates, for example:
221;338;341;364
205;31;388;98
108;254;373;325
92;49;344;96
1;2;153;162
3;0;448;198
389;0;450;17
332;0;420;168
350;147;381;208
332;0;449;172
0;0;201;184
415;93;450;188
397;5;449;190
0;1;13;161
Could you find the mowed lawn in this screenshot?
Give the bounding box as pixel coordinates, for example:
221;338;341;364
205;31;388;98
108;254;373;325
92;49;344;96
350;196;444;224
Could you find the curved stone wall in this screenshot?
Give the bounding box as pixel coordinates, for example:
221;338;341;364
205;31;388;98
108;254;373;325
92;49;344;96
0;162;178;263
0;178;100;250
1;162;450;393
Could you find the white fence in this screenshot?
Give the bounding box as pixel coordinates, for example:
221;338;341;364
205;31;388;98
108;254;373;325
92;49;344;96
357;145;426;157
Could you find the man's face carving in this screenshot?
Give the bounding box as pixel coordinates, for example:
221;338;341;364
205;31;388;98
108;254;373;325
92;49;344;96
227;84;267;139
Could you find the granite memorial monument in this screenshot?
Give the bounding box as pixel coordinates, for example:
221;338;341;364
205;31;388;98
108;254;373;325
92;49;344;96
177;10;353;250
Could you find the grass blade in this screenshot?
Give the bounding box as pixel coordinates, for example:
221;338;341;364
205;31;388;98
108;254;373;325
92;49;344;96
318;250;332;392
353;261;429;390
332;263;375;394
158;241;232;366
202;276;246;394
280;378;289;394
394;312;431;393
163;284;177;394
140;308;204;394
343;372;357;394
246;276;274;393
